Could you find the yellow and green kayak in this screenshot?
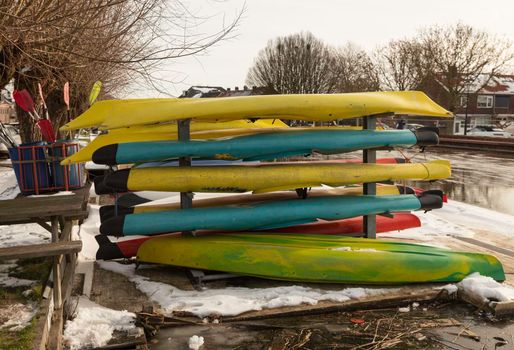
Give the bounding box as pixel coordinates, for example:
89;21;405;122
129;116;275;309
60;91;452;131
137;234;505;284
102;160;451;194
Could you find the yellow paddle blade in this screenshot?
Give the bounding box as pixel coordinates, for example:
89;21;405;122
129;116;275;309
88;81;102;106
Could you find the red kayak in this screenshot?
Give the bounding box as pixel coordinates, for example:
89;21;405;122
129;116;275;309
95;212;421;260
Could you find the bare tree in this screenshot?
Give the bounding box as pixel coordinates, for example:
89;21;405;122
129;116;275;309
373;39;427;91
418;23;513;112
0;0;241;141
333;43;379;93
246;32;339;94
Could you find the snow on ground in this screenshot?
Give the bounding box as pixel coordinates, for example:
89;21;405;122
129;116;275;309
0;302;37;331
98;260;394;318
0;263;35;287
0;167;19;199
63;296;136;350
443;273;514;303
189;335;205;350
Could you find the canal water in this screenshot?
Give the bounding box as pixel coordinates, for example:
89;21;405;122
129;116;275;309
335;147;514;216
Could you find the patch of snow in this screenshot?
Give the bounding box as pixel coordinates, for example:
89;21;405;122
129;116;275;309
398;306;410;313
329;247;381;252
73;204;101;261
330;247;351;251
457;272;514;302
0;303;37;331
85;161;109;170
440;284;458;295
27;191;75;197
63;296;136;350
0;223;50;249
97;261;393;318
0;263;35;287
188;335;205;350
0;170;19;199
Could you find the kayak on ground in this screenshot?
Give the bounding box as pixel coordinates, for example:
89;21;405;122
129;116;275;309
135;233;505;284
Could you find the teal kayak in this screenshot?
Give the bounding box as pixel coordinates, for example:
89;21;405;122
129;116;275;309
100;193;442;236
92;129;438;165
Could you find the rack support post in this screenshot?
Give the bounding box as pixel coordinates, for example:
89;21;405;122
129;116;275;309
363;116;377;238
178;119;193;211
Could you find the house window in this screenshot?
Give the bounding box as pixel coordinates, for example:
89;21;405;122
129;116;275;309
477;95;493;108
459;95;468;108
495;95;510;108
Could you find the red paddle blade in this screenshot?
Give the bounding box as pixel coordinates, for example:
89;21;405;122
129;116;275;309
19;89;36;112
63;82;70;109
13;90;32;112
37;119;56;142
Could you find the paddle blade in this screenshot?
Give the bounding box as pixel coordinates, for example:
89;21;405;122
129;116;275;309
63;82;70;109
37;119;56;142
13;89;33;112
88;81;102;106
37;83;47;108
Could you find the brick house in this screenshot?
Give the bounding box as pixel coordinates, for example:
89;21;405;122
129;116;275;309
419;74;514;134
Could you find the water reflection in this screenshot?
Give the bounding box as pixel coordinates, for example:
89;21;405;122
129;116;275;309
327;148;514;216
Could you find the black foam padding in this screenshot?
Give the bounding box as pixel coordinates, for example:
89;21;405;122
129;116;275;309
421;189;444;200
100;215;126;236
99;205;135;223
394;158;406;164
104;169;130;192
418;193;443;210
416;126;440;135
95;235;125;260
94;175;117;195
92;144;119;166
116;193;151;207
396;185;415;195
414;130;439;146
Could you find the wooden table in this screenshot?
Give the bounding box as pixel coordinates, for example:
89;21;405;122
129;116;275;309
0;183;90;350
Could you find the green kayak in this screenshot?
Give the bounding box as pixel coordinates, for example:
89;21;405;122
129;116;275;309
137;234;505;284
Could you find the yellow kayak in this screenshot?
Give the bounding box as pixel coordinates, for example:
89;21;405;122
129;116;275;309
65;119;288;164
61;91;452;131
103;160;451;194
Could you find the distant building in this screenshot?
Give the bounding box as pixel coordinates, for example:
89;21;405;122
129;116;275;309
420;73;514;134
0;98;16;124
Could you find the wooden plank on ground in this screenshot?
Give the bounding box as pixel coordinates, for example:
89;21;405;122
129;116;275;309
0;241;82;260
223;286;446;322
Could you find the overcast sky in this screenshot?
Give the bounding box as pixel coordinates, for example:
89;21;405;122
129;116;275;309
140;0;514;97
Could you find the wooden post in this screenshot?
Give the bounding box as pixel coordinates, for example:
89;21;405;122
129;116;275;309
363;116;377;239
51;216;62;309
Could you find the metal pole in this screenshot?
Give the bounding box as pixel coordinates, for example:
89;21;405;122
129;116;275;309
363;116;377;239
178;119;193;235
464;90;470;135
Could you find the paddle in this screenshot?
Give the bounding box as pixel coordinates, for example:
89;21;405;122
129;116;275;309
88;81;102;106
37;83;50;120
13;89;56;142
63;81;70;122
